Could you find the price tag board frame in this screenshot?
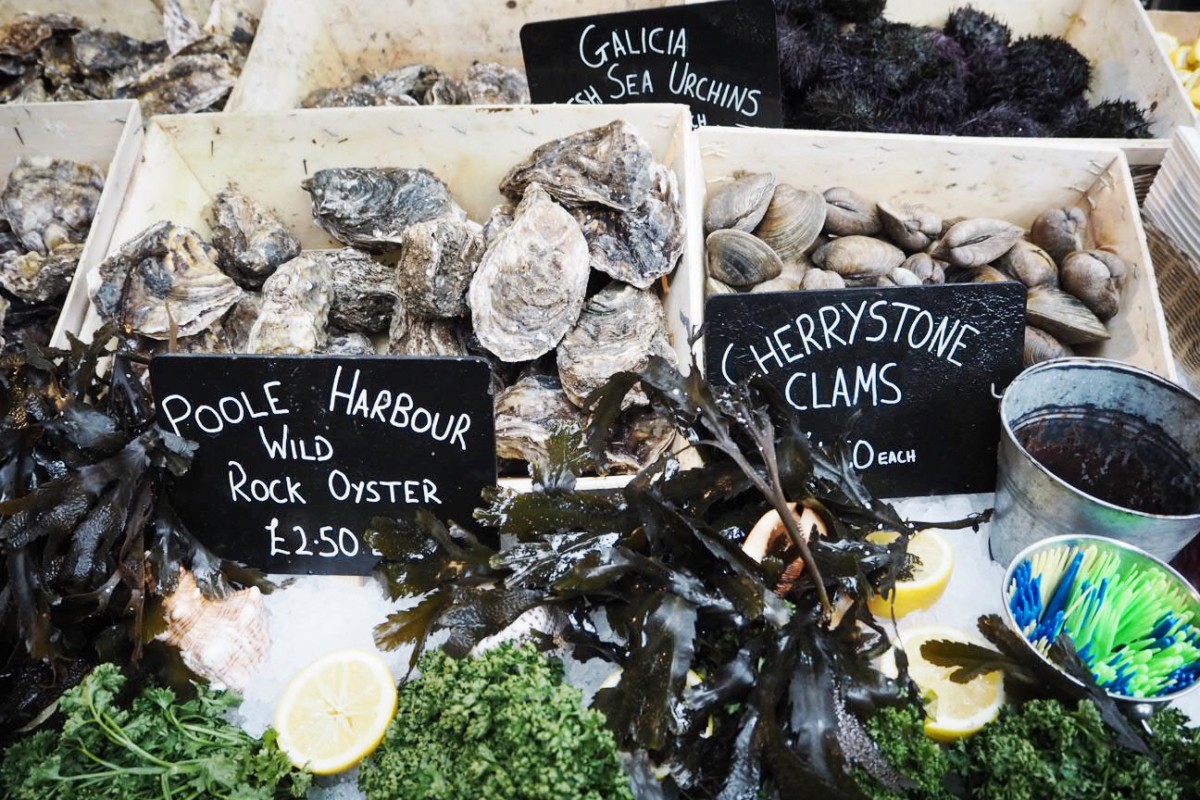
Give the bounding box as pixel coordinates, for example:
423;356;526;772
150;354;497;576
704;283;1027;497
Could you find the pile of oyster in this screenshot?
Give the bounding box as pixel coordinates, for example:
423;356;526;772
302;61;529;108
704;175;1126;368
0;156;104;351
0;0;256;113
88;120;686;474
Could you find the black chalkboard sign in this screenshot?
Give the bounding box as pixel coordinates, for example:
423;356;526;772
521;0;781;128
705;284;1027;496
150;355;496;576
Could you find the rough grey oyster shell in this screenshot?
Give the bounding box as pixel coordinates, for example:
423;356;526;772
0;13;80;58
301;85;397;108
91;222;243;339
0;242;80;303
303;167;462;251
387;302;468;356
460;61;529;104
469;184;589;362
499;120;655;212
482;204;514;249
0;294;8;349
556;282;676;409
1;157;105;253
123;51;235;114
396;217;484;318
221;291;260;352
164;0;205;54
424;73;462;105
606;407;675;473
495;374;584;464
303;64;442;108
209;186;300;288
205;0;259;44
326;247;398;333
574;163;683;289
71;29;166;76
247;252;331;354
322;331;376;355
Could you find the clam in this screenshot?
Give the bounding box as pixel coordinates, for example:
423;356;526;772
878;201;941;253
1030;207;1090;264
878;266;921;287
751;183;825;261
811;235;904;279
706;276;737;296
971;265;1017;284
931;218;1024;268
822;186;880;236
704;172;776;234
801;268;846;290
1024;325;1072;368
995;241;1057;288
902;252;946;285
1059;249;1127;321
751;275;802;293
1025;285;1110;345
707;228;783;287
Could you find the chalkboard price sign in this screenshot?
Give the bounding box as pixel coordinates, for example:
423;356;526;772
705;284;1027;497
520;0;781;128
150;355;497;576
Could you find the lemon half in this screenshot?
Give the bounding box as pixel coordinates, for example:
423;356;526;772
866;529;954;619
880;625;1005;742
274;649;398;774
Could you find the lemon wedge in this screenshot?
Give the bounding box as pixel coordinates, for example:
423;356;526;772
1157;31;1181;54
274;649;398;774
866;529;954;619
880;625;1004;742
1170;45;1193;70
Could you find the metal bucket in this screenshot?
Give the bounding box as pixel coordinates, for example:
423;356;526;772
990;358;1200;567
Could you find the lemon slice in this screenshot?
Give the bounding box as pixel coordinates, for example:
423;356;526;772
866;529;954;619
1170;45;1193;70
274;649;398;774
1157;31;1181;54
880;625;1004;742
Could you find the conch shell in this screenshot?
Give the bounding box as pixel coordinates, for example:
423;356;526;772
157;569;269;692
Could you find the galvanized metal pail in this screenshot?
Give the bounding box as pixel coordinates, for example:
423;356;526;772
990;358;1200;566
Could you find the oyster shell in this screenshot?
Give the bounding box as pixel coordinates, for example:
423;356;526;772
1025;285;1110;345
1031;207;1090;264
1059;249;1126;322
704;172;776;234
752;184;825;261
499;120;655;212
204;0;259;45
304;167;461;251
557;282;676;409
931;218;1025;268
606;407;675;473
0;294;8;349
71;29;165;76
460;61;530;104
811;236;904;279
322;331;376;355
388;303;468;356
326;247;398;333
0;242;80;303
574;163;684;289
301;84;396;108
495;374;584;463
822;187;880;236
424;73;462;105
157;568;268;692
1;156;105;253
221;291;260;352
482;204;515;249
247;252;331;354
707;228;783;287
209;185;300;288
124;52;236;115
164;0;205;54
0;14;71;57
1024;325;1072;368
303;65;442;108
396;217;485;318
469;184;589;362
91;222;243;339
995;240;1057;288
878;201;941;253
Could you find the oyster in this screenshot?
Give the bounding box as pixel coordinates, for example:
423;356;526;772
557;282;676;408
424;73;462;105
1;157;105;253
0;14;75;58
158;569;268;692
303;64;443;108
396;217;485;318
752;184;825;261
1025;285;1110;345
247;252;331;354
301;85;398;108
811;236;904;279
1059;249;1126;321
304;167;461;251
707;228;783;287
0;242;80;303
327;247;399;333
500;120;655;212
482;204;515;249
123;52;236;115
605;408;675;473
322;331;376;355
164;0;205;54
209;185;301;288
0;294;8;348
71;29;165;76
469;184;589;362
823;187;880;236
704;172;776;234
221;291;260;352
460;61;530;104
91;222;243;339
388;303;468;356
495;374;584;464
574;163;684;289
204;0;259;44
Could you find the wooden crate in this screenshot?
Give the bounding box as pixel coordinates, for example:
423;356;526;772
0;100;143;346
228;0;675;111
695;126;1178;382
